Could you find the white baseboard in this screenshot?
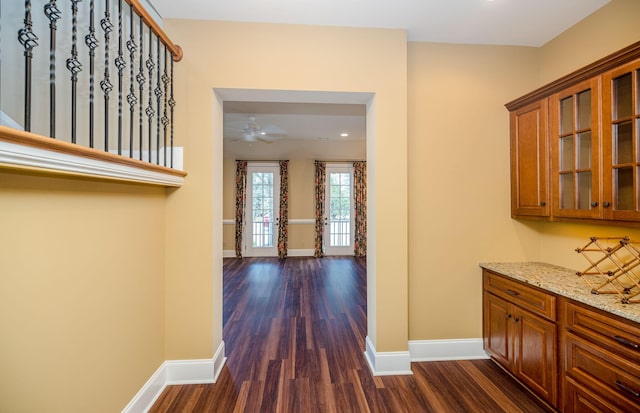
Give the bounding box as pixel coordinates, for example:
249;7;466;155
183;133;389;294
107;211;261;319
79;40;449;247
408;338;488;362
364;336;413;376
121;341;226;413
223;249;314;258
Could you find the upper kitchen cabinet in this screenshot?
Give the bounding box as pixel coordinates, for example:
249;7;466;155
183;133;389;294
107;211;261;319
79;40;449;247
510;100;550;218
550;78;601;220
506;41;640;226
602;59;640;221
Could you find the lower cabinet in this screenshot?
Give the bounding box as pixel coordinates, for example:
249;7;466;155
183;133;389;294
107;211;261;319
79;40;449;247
561;298;640;413
483;271;558;408
483;268;640;412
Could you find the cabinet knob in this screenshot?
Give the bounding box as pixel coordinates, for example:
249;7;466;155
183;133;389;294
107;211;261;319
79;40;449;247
506;314;512;319
540;201;546;207
514;317;520;323
603;202;611;208
591;202;598;207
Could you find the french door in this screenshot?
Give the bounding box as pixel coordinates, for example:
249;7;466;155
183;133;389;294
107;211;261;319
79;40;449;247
324;164;354;256
244;164;280;257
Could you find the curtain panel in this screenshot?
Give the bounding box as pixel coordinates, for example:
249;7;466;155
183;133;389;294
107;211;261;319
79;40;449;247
314;161;326;258
277;160;289;258
353;161;367;257
234;160;248;258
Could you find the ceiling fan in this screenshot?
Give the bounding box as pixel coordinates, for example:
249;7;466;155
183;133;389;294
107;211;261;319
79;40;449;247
224;115;288;143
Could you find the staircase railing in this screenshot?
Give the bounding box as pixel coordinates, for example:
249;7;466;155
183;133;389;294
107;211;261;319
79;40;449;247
1;0;184;178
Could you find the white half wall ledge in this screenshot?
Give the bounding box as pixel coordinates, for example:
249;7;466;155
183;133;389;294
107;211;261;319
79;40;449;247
121;341;226;413
409;338;489;362
364;336;413;376
0;140;185;187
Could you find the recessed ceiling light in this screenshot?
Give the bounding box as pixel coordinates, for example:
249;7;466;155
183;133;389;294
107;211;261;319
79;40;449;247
340;133;349;137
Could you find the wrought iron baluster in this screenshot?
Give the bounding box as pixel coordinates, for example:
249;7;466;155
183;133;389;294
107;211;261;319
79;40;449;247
137;17;145;161
18;0;39;132
169;54;175;168
115;0;125;155
85;0;98;147
101;0;114;152
146;31;155;163
44;1;61;138
66;0;82;144
126;4;137;159
155;37;162;165
162;46;170;167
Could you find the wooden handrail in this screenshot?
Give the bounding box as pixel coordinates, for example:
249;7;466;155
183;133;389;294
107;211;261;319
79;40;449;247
125;0;183;62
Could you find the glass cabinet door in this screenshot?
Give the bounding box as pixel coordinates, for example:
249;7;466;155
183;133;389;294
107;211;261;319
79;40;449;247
603;60;640;221
551;79;600;219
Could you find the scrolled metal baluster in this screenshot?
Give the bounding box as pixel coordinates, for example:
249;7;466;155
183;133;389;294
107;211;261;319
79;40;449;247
162;47;170;167
85;0;99;147
44;0;61;138
115;0;125;155
101;0;114;152
18;0;39;132
126;4;137;159
136;17;145;160
155;37;162;165
169;54;175;168
66;0;83;144
146;32;155;163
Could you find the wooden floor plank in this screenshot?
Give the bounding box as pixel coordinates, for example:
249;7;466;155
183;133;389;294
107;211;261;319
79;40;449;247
149;257;551;412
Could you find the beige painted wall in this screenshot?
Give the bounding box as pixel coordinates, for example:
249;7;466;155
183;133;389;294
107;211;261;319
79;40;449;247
0;172;166;413
163;20;408;356
407;43;543;340
407;0;640;341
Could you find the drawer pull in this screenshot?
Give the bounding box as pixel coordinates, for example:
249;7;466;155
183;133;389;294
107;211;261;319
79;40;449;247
614;335;640;350
615;380;640;398
506;289;520;296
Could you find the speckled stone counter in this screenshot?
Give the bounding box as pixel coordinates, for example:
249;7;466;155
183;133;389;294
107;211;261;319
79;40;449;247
479;262;640;324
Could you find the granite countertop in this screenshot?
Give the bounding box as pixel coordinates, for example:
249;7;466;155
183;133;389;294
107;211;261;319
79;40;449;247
479;262;640;324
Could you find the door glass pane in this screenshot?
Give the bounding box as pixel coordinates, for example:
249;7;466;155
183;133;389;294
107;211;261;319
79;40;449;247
560;96;574;134
328;172;351;247
561;136;574;171
615;167;634;210
577;171;592;210
577;90;592;130
251;172;274;247
615;121;633;164
561;173;575;209
577;132;591;169
614;73;632;120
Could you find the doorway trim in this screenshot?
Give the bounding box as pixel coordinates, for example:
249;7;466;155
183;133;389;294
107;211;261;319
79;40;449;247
214;87;380;365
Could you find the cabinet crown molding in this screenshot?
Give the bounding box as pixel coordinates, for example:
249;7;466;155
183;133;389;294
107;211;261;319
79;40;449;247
506;40;640;111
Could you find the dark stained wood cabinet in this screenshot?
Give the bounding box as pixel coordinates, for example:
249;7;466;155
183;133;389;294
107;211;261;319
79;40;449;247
510;100;550;218
483;270;558;408
507;41;640;226
483;266;640;413
560;298;640;412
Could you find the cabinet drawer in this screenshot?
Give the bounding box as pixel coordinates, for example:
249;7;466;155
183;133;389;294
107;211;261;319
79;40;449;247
565;332;640;411
484;271;556;321
564;376;629;413
563;300;640;364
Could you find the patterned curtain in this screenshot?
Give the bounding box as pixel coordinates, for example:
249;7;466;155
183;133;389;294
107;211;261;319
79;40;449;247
314;161;326;258
353;161;367;257
277;160;289;258
234;160;248;258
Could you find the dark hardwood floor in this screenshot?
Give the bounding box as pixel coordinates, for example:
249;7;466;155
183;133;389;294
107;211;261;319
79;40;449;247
150;257;551;412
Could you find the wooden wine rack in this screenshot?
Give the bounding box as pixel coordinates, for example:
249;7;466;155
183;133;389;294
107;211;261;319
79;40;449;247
576;236;640;304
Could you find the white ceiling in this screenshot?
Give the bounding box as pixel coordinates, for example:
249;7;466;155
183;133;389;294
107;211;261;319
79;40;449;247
150;0;612;159
150;0;610;47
